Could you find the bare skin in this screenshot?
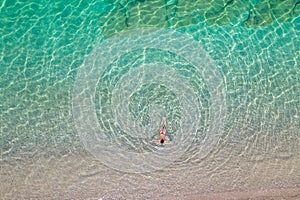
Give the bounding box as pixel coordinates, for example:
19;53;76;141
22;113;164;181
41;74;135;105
157;117;170;144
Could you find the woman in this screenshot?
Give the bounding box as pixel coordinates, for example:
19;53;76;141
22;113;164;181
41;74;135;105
158;117;168;144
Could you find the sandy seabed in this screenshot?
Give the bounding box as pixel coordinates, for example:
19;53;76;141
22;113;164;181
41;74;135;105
156;188;300;200
1;148;300;200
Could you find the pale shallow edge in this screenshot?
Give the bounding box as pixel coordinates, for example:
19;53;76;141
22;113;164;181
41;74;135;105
150;188;300;200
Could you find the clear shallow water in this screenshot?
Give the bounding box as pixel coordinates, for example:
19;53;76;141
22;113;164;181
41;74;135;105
1;0;300;199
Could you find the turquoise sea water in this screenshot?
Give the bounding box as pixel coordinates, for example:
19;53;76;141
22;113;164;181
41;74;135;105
1;0;300;199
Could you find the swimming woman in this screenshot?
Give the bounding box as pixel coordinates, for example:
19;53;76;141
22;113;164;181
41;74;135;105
158;117;168;144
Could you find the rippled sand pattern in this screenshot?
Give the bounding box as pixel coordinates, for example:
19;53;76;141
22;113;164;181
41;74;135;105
1;0;300;199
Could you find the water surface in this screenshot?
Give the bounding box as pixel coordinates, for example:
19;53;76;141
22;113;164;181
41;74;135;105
1;0;300;199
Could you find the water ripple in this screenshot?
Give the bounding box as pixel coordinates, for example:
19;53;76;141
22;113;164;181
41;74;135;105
72;28;226;173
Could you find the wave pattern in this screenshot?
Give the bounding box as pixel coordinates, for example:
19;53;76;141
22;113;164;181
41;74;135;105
72;29;226;173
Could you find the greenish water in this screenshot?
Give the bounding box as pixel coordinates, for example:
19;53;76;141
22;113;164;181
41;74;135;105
1;0;300;199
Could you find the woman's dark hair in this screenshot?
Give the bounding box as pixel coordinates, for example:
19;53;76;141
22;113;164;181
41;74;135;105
160;139;165;144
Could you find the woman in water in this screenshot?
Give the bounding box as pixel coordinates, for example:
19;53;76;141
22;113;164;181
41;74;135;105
158;117;168;144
